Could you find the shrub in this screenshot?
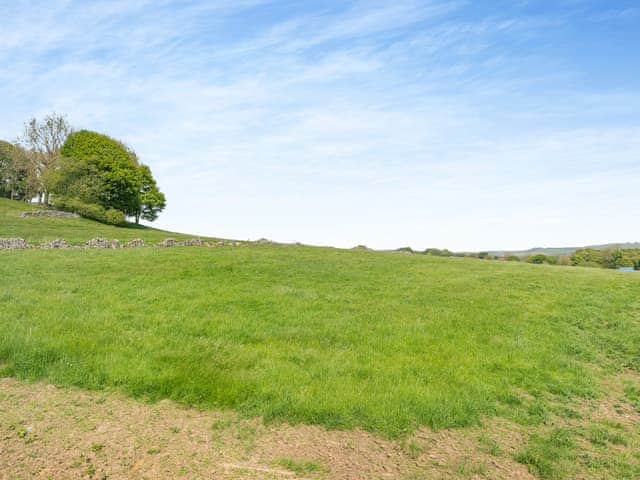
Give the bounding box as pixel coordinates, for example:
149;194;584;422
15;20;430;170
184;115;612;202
54;197;125;225
505;255;521;262
557;255;572;266
570;248;602;268
105;208;125;225
424;248;454;256
526;254;557;265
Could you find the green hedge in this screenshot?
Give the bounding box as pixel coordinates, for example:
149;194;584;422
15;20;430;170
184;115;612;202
54;197;125;225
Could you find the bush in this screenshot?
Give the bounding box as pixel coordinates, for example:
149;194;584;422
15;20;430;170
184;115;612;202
558;255;572;266
526;254;557;265
105;208;125;225
424;248;454;256
505;255;521;262
54;197;125;225
571;248;602;267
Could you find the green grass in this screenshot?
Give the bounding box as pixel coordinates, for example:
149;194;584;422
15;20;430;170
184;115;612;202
516;428;576;479
1;198;640;442
624;384;640;412
0;197;206;245
275;457;326;476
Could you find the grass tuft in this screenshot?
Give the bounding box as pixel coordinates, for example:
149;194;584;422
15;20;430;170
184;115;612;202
516;428;576;479
275;457;326;476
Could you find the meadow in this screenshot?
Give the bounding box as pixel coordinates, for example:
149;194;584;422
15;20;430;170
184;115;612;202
1;198;640;478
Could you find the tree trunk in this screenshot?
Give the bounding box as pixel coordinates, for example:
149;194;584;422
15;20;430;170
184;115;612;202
44;191;50;206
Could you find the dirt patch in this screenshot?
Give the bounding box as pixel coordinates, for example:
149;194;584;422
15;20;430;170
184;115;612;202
402;418;535;480
0;378;540;480
1;375;639;479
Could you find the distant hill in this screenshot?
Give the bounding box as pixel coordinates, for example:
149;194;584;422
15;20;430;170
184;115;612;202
488;242;640;258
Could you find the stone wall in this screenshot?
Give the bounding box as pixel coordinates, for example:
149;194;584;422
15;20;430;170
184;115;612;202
20;210;80;219
0;238;29;249
0;237;239;250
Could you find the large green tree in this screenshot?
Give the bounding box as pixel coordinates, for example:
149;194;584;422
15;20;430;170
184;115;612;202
58;130;140;215
53;130;165;223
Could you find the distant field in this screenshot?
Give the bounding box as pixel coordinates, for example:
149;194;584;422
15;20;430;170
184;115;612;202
1;198;640;478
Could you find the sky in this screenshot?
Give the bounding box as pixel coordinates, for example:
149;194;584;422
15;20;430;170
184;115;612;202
1;0;639;251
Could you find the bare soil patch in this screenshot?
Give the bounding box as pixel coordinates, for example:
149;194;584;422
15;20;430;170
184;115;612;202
0;378;534;480
1;375;639;479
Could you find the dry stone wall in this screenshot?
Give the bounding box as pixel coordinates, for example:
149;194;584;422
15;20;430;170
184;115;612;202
0;238;29;249
1;237;239;250
20;210;80;219
41;239;70;249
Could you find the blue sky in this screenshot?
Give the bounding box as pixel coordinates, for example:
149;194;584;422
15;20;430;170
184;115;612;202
1;0;638;250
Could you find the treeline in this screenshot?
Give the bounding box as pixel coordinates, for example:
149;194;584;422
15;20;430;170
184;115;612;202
570;248;640;270
410;247;639;270
0;114;165;225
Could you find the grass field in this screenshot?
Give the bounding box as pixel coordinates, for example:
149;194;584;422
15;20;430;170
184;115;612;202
1;198;640;478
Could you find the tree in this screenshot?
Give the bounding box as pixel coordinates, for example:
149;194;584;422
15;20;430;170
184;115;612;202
57;130;142;215
136;164;166;223
53;130;165;223
526;253;557;265
601;249;623;269
20;113;72;205
570;248;603;268
0;141;14;197
0;141;37;200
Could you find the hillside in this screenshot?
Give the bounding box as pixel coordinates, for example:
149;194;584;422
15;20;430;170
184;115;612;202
0;197;213;245
1;198;640;479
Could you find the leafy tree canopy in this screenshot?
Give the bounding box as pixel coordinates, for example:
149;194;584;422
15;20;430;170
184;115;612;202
58;130;140;215
0;141;35;200
53;130;165;223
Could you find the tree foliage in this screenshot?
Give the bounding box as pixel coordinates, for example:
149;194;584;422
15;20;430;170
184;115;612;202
570;248;603;268
0;141;37;201
136;164;166;223
526;254;557;265
52;129;165;224
57;130;140;215
571;248;640;270
424;248;455;256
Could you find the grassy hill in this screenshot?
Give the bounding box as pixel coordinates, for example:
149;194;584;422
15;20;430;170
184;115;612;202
1;197;640;478
0;198;208;245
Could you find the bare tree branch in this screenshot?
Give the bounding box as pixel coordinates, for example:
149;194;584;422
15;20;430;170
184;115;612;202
20;113;72;204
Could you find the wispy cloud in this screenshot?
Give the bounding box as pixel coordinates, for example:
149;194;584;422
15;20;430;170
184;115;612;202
1;0;638;250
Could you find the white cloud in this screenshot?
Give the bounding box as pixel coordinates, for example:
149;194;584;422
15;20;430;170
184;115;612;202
0;0;638;250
